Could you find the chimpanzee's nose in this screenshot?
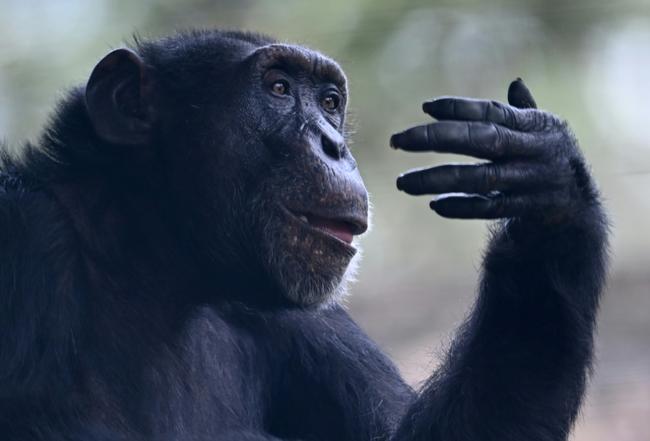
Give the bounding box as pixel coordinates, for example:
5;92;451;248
320;125;346;160
321;133;345;159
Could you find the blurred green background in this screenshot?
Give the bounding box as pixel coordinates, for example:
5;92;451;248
1;0;648;439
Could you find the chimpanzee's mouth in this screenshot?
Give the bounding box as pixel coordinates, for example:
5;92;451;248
281;206;368;246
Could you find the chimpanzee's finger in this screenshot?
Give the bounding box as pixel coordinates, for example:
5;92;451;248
429;191;569;220
396;162;563;196
390;121;543;160
421;97;553;132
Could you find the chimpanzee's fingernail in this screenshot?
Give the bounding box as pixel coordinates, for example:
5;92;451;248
396;175;405;191
390;132;403;149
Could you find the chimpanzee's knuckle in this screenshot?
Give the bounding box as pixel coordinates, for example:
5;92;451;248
485;164;500;187
492;124;508;157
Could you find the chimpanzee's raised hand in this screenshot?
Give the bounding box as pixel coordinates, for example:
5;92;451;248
388;79;608;441
391;79;597;222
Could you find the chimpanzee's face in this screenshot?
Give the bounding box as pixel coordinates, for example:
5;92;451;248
157;40;368;306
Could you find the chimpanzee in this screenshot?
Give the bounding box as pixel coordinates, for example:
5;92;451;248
0;30;608;441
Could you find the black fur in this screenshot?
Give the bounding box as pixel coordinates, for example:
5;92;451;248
0;30;608;440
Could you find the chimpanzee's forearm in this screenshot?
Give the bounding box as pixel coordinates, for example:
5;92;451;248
392;200;608;441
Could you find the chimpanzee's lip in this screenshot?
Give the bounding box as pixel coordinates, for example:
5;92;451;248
281;205;368;246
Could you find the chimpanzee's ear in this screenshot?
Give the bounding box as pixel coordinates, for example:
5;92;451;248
85;48;156;146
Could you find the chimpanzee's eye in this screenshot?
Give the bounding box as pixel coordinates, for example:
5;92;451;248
271;80;289;96
321;92;341;112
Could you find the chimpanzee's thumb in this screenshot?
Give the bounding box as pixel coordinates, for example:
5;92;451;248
507;78;537;109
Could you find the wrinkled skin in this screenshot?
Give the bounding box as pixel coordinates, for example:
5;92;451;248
0;31;607;441
147;41;369;306
392;79;594;224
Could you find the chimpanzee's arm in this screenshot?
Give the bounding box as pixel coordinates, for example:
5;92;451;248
389;80;609;441
0;173;90;439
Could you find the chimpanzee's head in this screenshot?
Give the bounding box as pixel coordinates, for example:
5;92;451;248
85;31;368;306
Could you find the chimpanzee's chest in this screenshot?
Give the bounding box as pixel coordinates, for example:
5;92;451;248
130;305;350;440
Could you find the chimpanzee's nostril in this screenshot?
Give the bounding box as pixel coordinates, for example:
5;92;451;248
322;133;345;160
